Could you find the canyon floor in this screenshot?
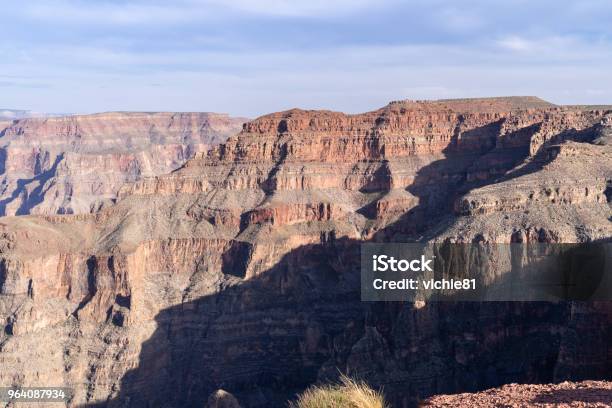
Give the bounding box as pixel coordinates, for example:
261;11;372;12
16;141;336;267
0;97;610;407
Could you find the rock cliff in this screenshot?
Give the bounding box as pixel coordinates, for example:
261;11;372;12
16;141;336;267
0;112;245;215
0;97;610;407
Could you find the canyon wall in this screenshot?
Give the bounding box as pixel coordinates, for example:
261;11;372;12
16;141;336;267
0;112;245;215
0;97;610;407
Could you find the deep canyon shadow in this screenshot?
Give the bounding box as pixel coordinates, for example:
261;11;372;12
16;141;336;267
87;239;604;408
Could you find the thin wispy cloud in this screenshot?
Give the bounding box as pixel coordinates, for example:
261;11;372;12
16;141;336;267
2;0;611;116
24;1;208;25
22;0;385;25
204;0;384;17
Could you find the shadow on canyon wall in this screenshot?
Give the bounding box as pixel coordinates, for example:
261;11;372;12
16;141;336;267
89;242;603;408
86;122;610;407
0;153;64;216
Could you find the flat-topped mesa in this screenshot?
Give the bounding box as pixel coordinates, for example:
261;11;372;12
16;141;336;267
190;97;598;165
400;96;557;111
237;96;555;135
123;98;606;200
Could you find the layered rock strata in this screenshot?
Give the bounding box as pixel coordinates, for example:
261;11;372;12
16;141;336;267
0;112;245;215
0;97;610;407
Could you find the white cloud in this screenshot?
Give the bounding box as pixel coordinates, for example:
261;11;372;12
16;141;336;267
498;36;533;52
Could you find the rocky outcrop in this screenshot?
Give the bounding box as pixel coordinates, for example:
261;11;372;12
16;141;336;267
0;112;245;215
422;380;612;407
206;390;242;408
0;97;610;407
454;143;611;217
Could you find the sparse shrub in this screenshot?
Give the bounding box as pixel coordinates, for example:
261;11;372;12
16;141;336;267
290;375;388;408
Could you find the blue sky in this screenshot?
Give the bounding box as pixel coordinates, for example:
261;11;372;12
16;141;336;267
2;0;611;117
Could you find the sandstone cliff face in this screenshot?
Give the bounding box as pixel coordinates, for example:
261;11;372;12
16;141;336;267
0;112;245;215
0;97;610;407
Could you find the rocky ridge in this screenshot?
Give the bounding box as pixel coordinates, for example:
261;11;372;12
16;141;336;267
0;97;610;407
423;380;612;407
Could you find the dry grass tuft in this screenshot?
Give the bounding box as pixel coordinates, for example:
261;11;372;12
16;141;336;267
290;375;388;408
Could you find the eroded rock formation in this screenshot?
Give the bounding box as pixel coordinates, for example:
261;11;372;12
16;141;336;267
0;112;245;215
0;97;610;407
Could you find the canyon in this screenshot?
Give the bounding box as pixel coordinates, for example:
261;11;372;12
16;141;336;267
0;112;245;215
0;97;610;407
